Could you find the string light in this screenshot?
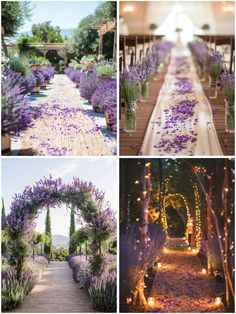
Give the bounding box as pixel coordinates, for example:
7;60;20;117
147;297;155;307
135;180;139;184
214;297;222;306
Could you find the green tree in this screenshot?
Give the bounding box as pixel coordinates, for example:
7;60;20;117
1;1;32;56
30;21;63;43
69;207;76;254
44;208;52;255
71;15;99;60
70;228;89;255
2;198;6;228
94;1;117;22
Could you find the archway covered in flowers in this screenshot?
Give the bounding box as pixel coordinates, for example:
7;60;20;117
5;176;114;279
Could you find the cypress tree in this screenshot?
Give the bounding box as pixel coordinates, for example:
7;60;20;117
2;198;6;229
44;207;52;255
69;207;76;254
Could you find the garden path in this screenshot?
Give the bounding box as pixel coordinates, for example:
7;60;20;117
19;74;111;155
12;261;96;313
148;237;226;312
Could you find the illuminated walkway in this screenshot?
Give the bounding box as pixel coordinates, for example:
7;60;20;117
149;238;226;312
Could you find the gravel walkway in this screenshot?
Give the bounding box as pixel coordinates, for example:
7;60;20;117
18;74;113;156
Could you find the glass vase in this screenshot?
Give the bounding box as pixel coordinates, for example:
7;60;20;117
140;81;149;103
225;99;235;133
198;65;206;82
209;76;218;99
124;101;136;133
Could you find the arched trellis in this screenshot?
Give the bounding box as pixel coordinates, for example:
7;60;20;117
162;193;191;232
5;176;115;279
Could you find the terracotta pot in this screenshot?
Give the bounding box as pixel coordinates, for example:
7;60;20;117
99;75;112;81
30;64;38;70
105;111;115;131
93;105;104;113
31;86;40;93
2;134;11;153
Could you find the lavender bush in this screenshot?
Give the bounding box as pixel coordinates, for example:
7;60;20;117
2;256;48;311
1;70;40;137
89;272;117;312
79;71;101;101
31;70;45;86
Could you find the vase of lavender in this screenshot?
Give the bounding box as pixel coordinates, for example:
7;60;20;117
135;54;157;103
220;72;235;133
120;68;140;133
208;51;223;99
140;81;149;102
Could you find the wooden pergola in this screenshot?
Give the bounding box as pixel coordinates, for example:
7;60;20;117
92;19;116;61
6;42;71;59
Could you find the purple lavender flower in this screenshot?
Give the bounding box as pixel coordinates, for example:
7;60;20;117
1;71;41;136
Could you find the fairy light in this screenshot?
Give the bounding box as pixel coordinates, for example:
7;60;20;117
126;297;132;304
201;268;207;275
135;180;139;184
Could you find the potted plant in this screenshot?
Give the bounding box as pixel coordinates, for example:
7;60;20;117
96;64;114;80
31;70;45;93
102;82;117;131
80;55;96;72
220;71;234;133
1;70;40;153
8;57;29;76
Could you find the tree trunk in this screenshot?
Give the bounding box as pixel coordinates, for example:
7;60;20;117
1;34;8;57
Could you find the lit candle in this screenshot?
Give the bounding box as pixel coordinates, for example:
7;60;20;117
148;297;155;307
215;297;222;306
202;268;207;275
126;297;132;304
157;262;162;268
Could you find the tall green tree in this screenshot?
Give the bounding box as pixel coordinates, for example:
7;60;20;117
1;1;32;56
69;208;76;254
2;198;6;228
44;208;52;255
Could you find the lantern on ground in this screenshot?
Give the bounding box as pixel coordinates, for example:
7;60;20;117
126;297;132;304
148;297;155;307
214;297;222;306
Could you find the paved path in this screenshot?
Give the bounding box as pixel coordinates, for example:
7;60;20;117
149;238;226;312
12;262;96;313
19;74;112;156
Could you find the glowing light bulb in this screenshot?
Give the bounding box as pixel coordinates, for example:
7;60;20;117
157;262;162;268
137;198;141;202
135;180;139;184
202;268;207;275
136;218;140;222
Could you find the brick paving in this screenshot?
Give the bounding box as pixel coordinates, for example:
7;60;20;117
148;238;226;312
12;262;96;313
20;74;111;156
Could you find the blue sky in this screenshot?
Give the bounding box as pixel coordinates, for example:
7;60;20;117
20;1;100;32
2;157;117;236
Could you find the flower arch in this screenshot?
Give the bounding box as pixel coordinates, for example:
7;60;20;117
5;176;115;278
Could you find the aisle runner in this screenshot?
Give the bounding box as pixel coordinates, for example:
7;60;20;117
141;47;223;156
